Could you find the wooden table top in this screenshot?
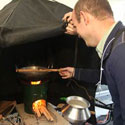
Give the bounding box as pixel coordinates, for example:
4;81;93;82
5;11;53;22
16;103;71;125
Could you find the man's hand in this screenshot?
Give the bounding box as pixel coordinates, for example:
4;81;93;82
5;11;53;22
62;12;72;22
59;67;75;79
62;12;77;35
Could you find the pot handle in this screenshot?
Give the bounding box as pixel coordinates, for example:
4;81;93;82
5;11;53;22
55;103;68;112
61;104;70;114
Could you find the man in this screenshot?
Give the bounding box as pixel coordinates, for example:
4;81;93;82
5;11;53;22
59;0;125;125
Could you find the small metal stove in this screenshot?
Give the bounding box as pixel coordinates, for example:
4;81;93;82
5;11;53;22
23;80;48;114
16;66;50;114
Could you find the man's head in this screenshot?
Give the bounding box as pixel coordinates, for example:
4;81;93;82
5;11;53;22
72;0;115;47
74;0;113;22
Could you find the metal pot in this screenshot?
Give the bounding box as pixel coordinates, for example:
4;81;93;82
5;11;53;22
61;96;91;124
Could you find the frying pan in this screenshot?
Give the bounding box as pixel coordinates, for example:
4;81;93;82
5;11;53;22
16;66;59;81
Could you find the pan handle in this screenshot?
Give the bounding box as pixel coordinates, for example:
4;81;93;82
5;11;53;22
16;68;60;72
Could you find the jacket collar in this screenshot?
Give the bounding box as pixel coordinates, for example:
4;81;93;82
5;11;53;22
103;21;124;61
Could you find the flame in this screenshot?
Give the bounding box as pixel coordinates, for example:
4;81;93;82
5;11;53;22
32;99;46;112
31;81;41;85
32;99;54;121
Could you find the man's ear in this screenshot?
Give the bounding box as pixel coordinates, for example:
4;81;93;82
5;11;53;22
80;11;89;25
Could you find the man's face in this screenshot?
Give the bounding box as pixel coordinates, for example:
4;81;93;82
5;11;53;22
72;10;96;47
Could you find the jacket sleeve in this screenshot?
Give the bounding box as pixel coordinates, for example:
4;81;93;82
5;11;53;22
109;44;125;124
74;68;100;84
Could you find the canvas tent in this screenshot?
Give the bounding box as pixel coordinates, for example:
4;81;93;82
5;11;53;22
0;0;72;47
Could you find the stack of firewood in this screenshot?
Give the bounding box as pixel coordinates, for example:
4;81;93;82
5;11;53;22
32;99;54;121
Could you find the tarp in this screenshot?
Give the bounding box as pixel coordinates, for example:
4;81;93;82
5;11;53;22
0;0;72;47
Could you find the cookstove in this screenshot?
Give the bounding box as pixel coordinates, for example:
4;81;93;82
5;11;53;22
23;80;48;114
16;66;49;114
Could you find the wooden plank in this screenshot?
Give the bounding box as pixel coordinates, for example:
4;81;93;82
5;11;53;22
16;103;70;125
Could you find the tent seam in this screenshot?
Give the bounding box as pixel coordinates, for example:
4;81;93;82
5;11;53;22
38;0;59;21
2;0;22;25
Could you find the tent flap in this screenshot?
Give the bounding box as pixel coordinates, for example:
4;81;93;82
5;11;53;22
0;0;72;47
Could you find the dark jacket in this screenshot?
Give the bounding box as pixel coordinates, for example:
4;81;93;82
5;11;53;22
74;21;125;125
103;21;125;125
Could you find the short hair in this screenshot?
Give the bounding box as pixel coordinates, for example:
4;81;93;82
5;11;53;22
74;0;114;22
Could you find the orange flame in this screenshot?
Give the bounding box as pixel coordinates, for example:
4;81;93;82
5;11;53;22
32;99;46;111
32;99;54;121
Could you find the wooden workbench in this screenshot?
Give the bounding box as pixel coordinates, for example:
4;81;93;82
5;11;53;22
16;103;71;125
